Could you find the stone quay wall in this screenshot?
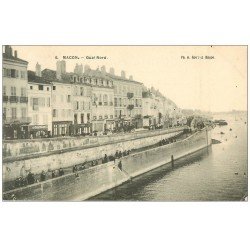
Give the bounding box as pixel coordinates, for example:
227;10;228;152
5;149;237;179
3;128;184;183
3;128;211;201
3;127;186;161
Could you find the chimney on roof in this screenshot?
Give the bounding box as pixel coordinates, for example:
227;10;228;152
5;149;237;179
101;65;106;74
4;45;12;57
14;50;17;58
129;75;133;81
36;62;41;77
121;70;126;79
109;67;115;75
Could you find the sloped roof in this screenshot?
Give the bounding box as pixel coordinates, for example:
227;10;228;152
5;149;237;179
28;70;51;84
3;53;28;64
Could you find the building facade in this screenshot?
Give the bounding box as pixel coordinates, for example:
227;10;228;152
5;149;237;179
104;67;143;129
2;46;30;139
70;72;92;134
51;81;73;136
84;68;115;132
27;70;52;138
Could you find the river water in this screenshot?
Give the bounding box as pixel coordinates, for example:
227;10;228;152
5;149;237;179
91;113;248;201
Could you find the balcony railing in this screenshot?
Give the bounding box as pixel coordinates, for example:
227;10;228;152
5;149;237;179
9;96;19;103
103;102;108;106
3;95;8;102
20;96;28;103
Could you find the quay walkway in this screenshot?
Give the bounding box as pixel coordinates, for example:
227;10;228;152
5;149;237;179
3;129;191;193
3;126;187;162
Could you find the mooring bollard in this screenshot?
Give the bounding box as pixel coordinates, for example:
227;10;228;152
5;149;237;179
171;155;174;168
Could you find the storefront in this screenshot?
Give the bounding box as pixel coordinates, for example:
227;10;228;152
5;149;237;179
3;121;29;140
132;115;143;129
29;125;48;139
92;120;104;132
105;119;115;131
52;121;72;137
70;123;92;136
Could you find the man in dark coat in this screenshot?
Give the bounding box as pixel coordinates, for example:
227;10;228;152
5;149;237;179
40;171;46;182
59;168;64;176
52;170;56;178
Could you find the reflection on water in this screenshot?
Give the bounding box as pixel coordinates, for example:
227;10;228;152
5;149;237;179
90;114;247;201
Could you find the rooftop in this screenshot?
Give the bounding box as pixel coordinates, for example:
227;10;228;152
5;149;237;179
28;71;52;84
3;52;28;65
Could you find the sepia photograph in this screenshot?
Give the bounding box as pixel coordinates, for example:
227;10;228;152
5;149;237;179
2;45;247;201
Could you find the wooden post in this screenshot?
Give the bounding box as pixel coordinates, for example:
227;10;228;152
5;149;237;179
171;155;174;168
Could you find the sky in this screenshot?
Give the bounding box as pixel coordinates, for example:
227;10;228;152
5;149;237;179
11;45;247;112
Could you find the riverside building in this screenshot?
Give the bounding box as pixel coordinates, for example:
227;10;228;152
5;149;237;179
27;65;52;138
42;63;73;137
70;67;92;135
2;46;30;139
84;66;115;132
102;67;143;129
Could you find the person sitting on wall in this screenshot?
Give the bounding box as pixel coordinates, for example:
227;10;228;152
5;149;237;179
115;151;119;159
59;168;64;176
118;151;123;158
52;170;56;178
73;165;77;173
40;171;46;182
15;177;21;188
104;154;108;163
27;171;35;185
20;176;27;187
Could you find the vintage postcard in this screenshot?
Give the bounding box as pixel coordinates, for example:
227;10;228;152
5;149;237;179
2;45;247;201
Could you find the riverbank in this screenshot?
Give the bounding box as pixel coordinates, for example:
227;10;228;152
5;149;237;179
3;129;191;192
3;128;211;201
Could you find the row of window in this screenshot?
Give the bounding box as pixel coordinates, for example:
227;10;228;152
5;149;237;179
71;75;113;88
30;85;50;91
3;86;27;96
52;94;71;103
73;86;92;97
92;115;113;120
3;107;26;119
114;98;142;107
74;113;91;124
74;101;91;111
114;84;142;97
30;97;50;110
92;93;113;104
53;109;73;118
115;108;141;118
3;68;26;79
